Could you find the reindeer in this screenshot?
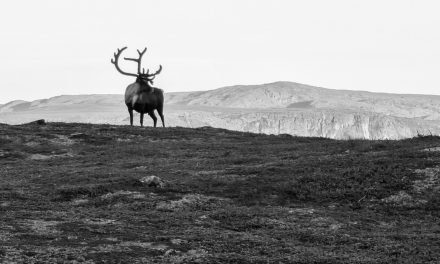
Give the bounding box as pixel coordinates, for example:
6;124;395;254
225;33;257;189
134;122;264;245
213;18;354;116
111;47;165;127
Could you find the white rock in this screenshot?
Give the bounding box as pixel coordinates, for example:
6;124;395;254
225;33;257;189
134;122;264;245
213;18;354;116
139;175;165;188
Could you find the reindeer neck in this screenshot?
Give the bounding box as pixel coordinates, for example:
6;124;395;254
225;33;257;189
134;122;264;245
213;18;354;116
136;79;154;92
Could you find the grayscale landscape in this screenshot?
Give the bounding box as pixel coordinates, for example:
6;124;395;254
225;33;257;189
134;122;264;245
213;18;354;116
1;81;440;140
2;1;440;263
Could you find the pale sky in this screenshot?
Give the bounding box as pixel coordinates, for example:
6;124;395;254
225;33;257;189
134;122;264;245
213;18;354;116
0;0;439;104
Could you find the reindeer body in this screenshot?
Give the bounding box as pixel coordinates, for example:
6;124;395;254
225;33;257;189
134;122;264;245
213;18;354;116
125;81;165;127
111;46;165;127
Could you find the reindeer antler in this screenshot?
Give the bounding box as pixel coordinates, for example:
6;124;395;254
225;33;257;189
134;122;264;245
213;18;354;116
147;65;162;77
124;47;147;75
111;47;138;77
144;65;162;84
111;46;163;83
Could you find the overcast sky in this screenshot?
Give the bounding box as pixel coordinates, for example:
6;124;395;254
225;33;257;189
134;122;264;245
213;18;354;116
0;0;439;103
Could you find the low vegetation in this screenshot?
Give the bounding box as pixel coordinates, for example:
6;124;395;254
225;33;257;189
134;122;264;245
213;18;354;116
1;122;439;263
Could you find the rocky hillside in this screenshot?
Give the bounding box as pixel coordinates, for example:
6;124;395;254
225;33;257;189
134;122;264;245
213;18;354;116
1;82;440;139
170;109;440;140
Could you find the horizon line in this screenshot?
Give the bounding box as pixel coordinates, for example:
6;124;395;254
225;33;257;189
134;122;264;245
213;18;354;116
2;80;440;105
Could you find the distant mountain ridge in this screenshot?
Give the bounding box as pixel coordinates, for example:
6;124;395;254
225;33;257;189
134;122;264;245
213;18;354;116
166;81;440;120
1;81;440;139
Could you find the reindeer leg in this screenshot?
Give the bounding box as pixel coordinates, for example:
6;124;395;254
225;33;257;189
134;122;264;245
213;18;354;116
148;111;157;128
140;112;144;127
127;107;134;126
157;106;165;127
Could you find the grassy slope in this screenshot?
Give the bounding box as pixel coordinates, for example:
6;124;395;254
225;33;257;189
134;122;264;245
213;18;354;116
0;122;439;263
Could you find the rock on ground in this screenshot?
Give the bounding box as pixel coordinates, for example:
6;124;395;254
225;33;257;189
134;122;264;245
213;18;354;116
139;175;166;188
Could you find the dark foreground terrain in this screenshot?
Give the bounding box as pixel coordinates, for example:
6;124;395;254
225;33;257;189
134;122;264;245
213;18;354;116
1;122;439;263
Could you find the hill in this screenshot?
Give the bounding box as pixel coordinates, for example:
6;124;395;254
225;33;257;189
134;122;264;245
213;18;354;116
1;122;439;263
167;81;440;120
1;82;440;139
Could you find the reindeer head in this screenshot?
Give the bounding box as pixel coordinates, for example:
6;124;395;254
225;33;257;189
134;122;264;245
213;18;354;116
111;47;162;85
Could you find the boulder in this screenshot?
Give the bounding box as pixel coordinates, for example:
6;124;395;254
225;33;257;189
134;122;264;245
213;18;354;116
139;175;165;188
27;119;46;125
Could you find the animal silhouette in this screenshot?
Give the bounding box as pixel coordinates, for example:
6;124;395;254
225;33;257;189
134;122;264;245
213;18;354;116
111;47;164;127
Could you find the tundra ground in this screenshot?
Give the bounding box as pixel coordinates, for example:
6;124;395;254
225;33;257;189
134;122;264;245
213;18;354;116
0;122;439;263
